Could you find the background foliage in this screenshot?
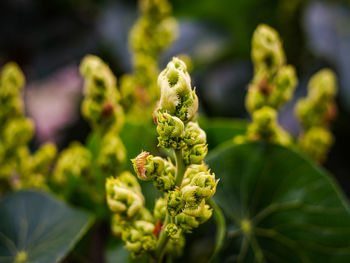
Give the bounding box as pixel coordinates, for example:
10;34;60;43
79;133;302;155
1;0;350;262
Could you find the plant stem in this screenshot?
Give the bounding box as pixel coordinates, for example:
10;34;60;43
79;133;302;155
208;198;226;262
174;149;185;187
155;213;170;263
155;149;186;262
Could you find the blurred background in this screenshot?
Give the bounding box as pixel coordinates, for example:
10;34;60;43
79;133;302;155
1;0;350;195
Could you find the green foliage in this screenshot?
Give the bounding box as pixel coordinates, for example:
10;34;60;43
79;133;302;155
0;190;94;263
0;63;57;194
106;243;148;263
0;2;344;262
207;142;350;263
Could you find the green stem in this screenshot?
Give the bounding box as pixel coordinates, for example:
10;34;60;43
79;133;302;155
174;149;186;187
155;149;186;262
155;213;170;263
208;198;226;262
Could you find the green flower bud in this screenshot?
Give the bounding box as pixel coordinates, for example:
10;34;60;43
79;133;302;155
139;0;172;17
249;106;277;139
175;212;199;233
183;122;206;147
296;69;338;131
177;54;193;72
123;229;142;255
106;176;144;218
132;152;165;180
31;142;57;174
158;57;198;122
119;74;136;108
80;55;124;133
53;142;91;184
4;118;34;148
111;214;128;237
153;170;176;192
268;65;298;109
165;223;182;239
182;198;207;217
154;198;167;222
251;24;285;73
156;111;185;149
118;171;144;197
181;164;208;187
308;69;337;102
80;55;117;97
156;17;178;51
18;173;47;191
82;99;124;133
247;106;292;145
98;133;126;173
133;152;175;191
181;185;198;204
0;63;25;125
0;62;25;91
183;144;208;165
189;171;218;200
298;127;334;163
135;220;155;233
165;233;185;258
196;203;213;224
167;189;185;216
131;17;176;58
245;80;268;113
122;220;157;257
295;98;315;130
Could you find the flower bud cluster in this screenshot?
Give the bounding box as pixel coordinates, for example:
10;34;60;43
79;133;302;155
236;25;295;146
0;63;57;192
236;25;337;163
80;55;126;174
235;106;292;146
246;24;298;113
132;152;176;192
53;142;91;185
298;127;334;163
107;57;217;260
295;69;338;162
154;58;216;237
120;0;178;116
158;57;198;122
106;172;157;257
98;133;126;174
80;55;124;133
155;112;185;149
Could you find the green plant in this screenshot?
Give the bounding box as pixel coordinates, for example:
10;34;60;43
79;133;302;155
235;24;337;164
0;6;349;263
0;190;93;262
0;63;57;194
106;57;219;262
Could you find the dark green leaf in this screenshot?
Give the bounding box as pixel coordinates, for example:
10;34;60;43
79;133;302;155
0;190;94;263
206;142;350;263
106;243;148;263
